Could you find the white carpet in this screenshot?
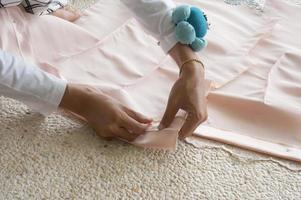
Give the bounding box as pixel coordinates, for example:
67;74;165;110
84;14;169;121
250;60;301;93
1;0;301;199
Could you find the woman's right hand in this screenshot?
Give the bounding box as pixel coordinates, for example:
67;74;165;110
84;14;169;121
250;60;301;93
59;84;152;141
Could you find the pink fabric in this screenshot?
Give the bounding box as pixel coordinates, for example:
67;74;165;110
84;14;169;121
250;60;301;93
1;0;301;161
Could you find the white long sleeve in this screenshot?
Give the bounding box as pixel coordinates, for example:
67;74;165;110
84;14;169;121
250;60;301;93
120;0;178;53
0;49;67;115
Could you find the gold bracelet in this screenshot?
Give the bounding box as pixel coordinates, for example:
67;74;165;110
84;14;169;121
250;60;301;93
179;58;205;74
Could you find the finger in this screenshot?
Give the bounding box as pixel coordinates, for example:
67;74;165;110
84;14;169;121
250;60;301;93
178;113;202;139
113;127;138;142
124;108;153;124
92;126;114;140
121;114;149;135
159;96;179;130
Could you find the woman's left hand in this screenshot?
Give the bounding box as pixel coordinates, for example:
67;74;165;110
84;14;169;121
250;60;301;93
159;61;208;139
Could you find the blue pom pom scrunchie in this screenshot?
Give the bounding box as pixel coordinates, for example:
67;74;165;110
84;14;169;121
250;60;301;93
172;5;209;52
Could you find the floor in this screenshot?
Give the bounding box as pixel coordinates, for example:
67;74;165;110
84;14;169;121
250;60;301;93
0;0;301;199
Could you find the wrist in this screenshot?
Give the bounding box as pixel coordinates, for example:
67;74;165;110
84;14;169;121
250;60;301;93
180;60;205;78
59;84;93;116
169;43;198;66
169;42;204;74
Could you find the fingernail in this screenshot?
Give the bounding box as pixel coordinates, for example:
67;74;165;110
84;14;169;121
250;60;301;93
158;123;164;130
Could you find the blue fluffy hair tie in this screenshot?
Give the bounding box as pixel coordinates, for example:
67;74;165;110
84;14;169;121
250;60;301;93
172;5;209;52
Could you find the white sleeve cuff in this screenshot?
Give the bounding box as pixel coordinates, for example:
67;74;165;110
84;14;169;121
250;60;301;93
28;73;67;116
0;50;67;116
120;0;178;54
159;31;179;54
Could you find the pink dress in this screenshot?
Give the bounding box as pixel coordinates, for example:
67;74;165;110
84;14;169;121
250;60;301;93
1;0;301;162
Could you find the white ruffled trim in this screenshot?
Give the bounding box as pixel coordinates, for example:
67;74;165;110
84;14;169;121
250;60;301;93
224;0;265;11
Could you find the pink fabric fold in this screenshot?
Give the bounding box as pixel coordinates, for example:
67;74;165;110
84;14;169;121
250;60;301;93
1;0;301;161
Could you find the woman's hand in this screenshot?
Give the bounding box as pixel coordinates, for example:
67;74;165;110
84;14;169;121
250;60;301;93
59;84;152;141
159;62;208;139
159;43;208;139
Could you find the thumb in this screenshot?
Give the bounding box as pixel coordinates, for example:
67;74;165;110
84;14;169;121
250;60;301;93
123;107;153;124
159;98;179;130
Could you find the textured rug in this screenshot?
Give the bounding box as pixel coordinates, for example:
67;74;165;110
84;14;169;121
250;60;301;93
0;0;301;199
